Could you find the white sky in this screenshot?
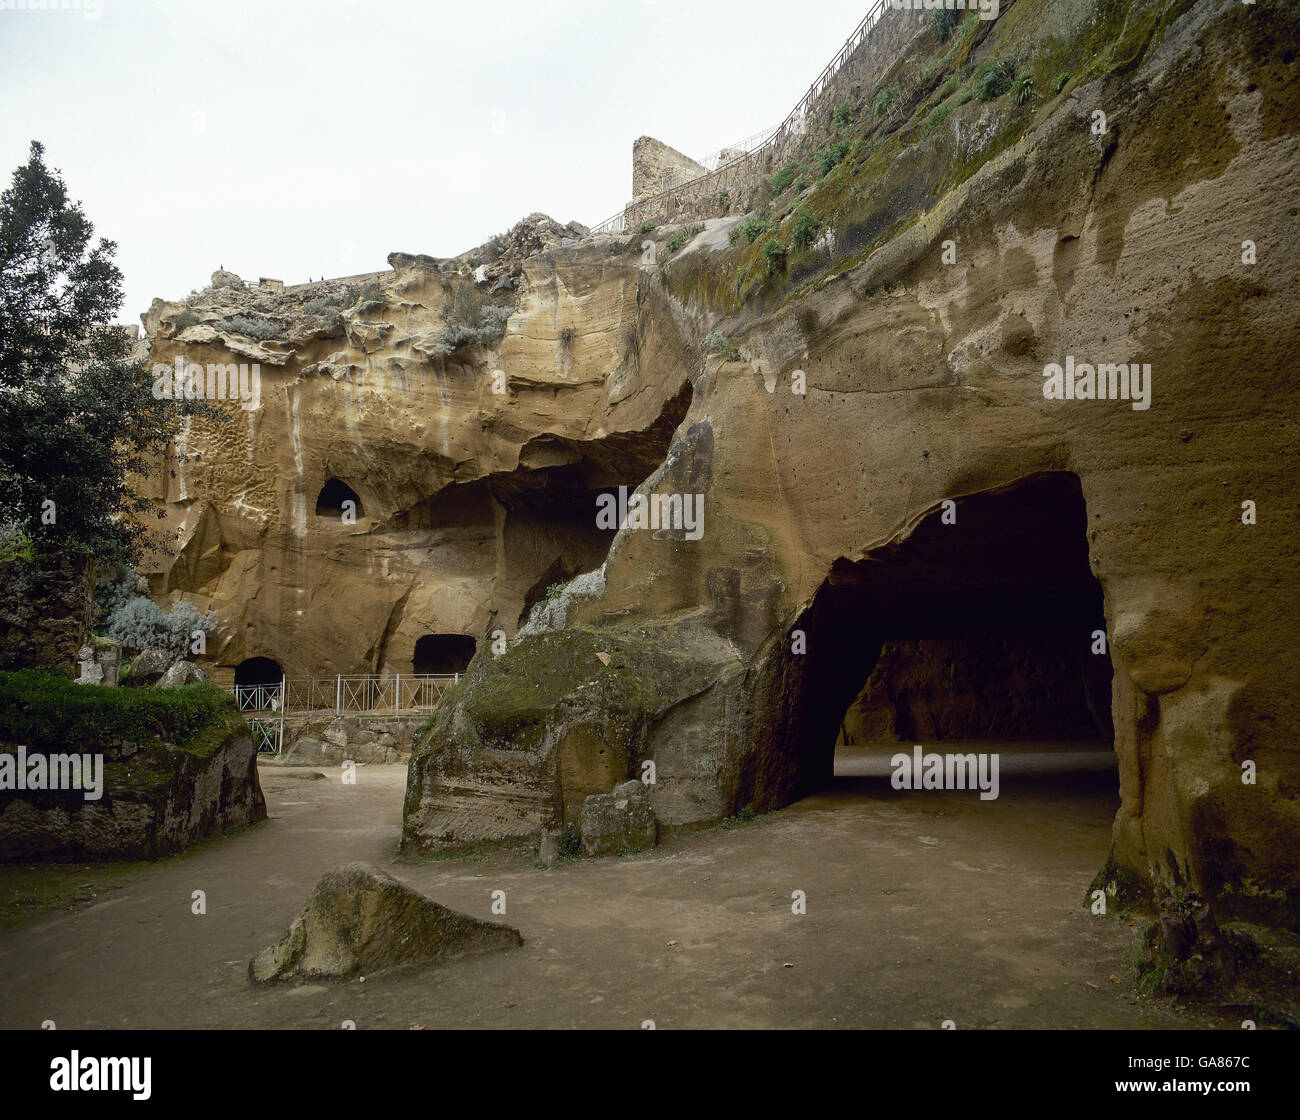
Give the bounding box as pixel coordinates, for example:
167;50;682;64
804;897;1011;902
1;0;869;324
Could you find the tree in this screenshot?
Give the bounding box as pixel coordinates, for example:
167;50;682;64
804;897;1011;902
0;141;196;565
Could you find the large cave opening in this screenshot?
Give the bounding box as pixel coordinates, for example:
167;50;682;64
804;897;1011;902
750;472;1115;809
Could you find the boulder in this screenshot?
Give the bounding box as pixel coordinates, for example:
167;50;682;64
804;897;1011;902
580;779;656;857
157;661;206;688
249;863;521;983
124;649;172;685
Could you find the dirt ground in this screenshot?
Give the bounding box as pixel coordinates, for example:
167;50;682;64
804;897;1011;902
0;744;1233;1029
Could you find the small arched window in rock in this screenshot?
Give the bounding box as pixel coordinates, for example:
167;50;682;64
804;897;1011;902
315;478;363;522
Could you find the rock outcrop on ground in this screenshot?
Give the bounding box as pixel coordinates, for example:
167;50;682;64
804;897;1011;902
0;673;265;860
249;862;522;983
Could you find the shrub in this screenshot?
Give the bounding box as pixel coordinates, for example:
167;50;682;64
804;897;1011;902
922;103;954;138
354;280;386;306
1053;71;1070;93
106;595;217;660
833;101;854;130
0;669;234;753
214;314;279;341
0;524;35;565
873;86;900;118
718;190;731;212
762;237;785;273
814;140;851;177
941;75;961;98
740;216;769;244
728;225;742;246
639;220;657;235
930;8;960;41
703;332;742;362
483;232;508;258
1013;74;1034;105
172;310;200;332
976;58;1017;101
430;287;512;356
791;207;821;251
768;162;799;196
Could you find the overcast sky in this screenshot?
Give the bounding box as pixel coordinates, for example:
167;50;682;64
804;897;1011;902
1;0;868;324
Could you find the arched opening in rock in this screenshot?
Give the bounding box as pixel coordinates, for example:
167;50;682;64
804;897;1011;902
412;634;476;675
234;656;283;688
315;477;363;520
748;472;1115;809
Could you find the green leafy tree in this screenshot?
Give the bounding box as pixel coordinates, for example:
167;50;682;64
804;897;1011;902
0;141;194;565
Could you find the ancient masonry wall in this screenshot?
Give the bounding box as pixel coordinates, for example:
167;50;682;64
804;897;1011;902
620;7;929;230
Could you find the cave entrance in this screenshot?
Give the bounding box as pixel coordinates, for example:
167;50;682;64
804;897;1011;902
412;634;476;675
235;656;283;688
233;656;284;714
754;472;1115;807
315;477;363;521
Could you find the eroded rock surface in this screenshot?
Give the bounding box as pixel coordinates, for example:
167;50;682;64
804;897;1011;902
580;780;657;857
401;0;1300;931
249;862;521;983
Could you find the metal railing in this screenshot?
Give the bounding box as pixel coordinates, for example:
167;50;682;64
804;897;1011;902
248;717;284;756
232;673;460;718
233;682;283;713
589;0;895;234
334;674;459;715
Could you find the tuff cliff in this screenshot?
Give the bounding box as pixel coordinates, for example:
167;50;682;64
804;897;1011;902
137;215;693;686
399;0;1300;931
140;0;1299;930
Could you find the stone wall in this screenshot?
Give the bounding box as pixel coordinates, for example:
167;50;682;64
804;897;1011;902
620;7;928;230
631;136;705;200
274;713;430;766
0;548;93;676
0;711;265;861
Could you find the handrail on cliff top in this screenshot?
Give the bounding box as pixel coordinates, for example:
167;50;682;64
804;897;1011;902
588;0;891;235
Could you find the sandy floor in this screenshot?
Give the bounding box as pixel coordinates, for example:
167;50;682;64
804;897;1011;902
0;745;1219;1029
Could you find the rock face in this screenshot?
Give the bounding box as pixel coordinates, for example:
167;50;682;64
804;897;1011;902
249;863;521;983
580;780;656;857
136;215;692;690
400;0;1300;933
0;548;92;676
0;708;265;861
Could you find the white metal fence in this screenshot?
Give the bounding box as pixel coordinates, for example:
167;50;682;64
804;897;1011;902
233;673;459;717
